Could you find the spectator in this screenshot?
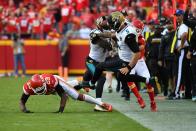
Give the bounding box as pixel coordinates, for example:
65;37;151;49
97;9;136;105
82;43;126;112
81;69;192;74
28;13;42;39
17;9;31;39
52;4;62;33
146;3;158;23
12;34;26;78
0;6;4;38
27;4;36;19
61;1;74;34
162;0;173;18
5;11;18;39
78;21;91;39
127;9;137;22
42;8;55;39
80;8;95;28
74;0;89;16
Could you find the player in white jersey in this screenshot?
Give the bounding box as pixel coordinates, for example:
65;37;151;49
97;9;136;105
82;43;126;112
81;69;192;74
77;16;113;111
89;12;157;112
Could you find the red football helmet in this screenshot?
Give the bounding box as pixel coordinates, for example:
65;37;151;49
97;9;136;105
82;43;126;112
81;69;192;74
132;19;144;34
27;74;47;95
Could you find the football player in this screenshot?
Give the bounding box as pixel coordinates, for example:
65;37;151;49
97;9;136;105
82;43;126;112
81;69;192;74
79;16;113;111
127;19;158;111
19;74;112;113
89;12;157;111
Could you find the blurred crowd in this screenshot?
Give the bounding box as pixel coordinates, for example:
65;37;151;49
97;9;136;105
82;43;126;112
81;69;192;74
0;0;187;40
1;0;196;101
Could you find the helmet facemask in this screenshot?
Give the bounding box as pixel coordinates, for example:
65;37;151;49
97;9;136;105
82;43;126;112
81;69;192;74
28;74;47;95
31;82;47;95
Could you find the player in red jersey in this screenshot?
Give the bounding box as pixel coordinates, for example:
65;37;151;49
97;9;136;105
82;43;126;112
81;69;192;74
19;74;112;113
127;19;158;111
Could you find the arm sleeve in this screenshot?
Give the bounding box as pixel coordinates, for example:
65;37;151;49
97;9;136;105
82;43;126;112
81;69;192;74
124;34;140;53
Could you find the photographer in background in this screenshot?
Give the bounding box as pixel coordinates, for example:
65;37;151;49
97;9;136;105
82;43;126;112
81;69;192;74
12;34;26;78
184;3;196;102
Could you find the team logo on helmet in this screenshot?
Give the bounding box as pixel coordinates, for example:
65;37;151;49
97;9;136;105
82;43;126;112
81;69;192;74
108;11;125;31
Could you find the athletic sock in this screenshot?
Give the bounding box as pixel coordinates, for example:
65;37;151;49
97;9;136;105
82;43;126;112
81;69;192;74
127;82;141;99
146;84;155;102
83;94;102;106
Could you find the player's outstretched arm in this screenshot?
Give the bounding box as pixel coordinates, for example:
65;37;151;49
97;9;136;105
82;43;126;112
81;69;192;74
19;93;32;113
55;86;68;113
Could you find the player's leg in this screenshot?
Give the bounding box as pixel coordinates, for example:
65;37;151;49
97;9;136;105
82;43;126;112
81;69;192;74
58;79;112;111
105;71;113;93
127;82;145;108
90;57;123;86
135;58;157;111
127;61;145;108
94;75;107;111
121;81;130;100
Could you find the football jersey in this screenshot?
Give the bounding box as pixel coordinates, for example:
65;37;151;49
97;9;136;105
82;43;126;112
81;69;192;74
89;29;109;62
23;74;58;95
116;25;138;62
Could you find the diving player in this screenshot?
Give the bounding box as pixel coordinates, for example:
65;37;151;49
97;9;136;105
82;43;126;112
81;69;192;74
19;74;112;113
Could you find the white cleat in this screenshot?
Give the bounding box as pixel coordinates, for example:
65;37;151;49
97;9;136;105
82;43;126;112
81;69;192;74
94;105;108;112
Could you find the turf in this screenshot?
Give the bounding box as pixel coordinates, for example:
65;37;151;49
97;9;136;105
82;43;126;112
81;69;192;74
0;77;150;131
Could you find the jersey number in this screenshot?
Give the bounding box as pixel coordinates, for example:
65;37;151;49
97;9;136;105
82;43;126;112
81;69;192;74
45;77;51;84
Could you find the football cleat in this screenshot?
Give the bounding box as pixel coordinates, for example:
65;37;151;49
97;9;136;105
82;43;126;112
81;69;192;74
101;103;112;112
137;97;146;109
150;101;157;112
94;105;108;112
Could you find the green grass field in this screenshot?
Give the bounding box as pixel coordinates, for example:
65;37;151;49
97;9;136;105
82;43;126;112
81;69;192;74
0;77;150;131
